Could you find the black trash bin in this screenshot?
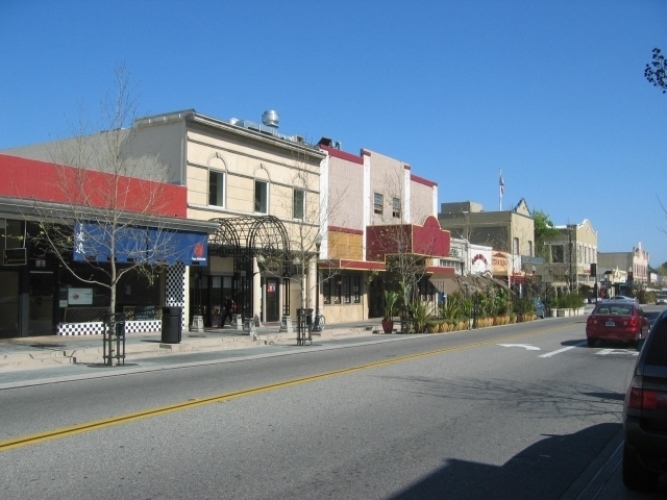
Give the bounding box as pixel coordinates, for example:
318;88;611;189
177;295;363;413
161;306;182;343
105;313;125;337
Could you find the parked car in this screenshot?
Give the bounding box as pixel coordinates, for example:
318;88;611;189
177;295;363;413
656;295;667;305
644;311;661;330
532;298;545;319
622;309;667;490
606;295;637;302
585;302;650;348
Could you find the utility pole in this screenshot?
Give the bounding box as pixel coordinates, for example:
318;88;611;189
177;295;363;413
568;225;574;293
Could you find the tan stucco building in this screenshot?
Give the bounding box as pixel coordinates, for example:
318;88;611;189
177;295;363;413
542;219;598;294
437;199;534;285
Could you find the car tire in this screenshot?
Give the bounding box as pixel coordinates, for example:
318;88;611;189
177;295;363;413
622;443;658;491
587;337;596;347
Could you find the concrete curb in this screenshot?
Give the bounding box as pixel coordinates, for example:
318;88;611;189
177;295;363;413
0;327;376;371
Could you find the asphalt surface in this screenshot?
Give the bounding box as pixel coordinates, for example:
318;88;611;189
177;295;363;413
0;306;600;389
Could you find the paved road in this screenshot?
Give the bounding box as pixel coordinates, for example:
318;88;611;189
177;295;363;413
3;316;663;499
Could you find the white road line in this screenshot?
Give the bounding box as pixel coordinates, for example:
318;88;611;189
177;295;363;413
497;344;541;351
538;341;588;358
597;348;639;356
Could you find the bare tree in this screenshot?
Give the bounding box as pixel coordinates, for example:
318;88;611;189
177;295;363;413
25;65;181;319
369;170;439;330
266;150;351;335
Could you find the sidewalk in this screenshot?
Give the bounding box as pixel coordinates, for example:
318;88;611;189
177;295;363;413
0;320;383;375
0;309;594;388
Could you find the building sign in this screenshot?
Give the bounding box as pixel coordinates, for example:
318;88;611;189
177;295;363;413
471;253;490;274
492;251;510;275
3;248;26;266
68;288;93;305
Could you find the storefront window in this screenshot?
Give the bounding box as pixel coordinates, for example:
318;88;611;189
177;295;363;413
333;279;342;304
343;276;351;304
353;276;361;303
323;278;331;305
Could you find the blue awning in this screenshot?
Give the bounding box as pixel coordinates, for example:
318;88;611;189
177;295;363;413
73;222;208;266
146;228;208;265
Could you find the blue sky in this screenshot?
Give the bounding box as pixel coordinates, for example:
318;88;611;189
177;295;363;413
2;1;667;266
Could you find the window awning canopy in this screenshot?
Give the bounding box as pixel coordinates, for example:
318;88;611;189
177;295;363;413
73;222;208;266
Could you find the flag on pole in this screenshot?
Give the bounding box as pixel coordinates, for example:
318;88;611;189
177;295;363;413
499;171;505;195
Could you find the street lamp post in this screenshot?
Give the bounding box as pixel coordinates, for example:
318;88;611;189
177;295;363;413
311;234;323;333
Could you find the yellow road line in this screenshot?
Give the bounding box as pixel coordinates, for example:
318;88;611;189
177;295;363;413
0;324;571;452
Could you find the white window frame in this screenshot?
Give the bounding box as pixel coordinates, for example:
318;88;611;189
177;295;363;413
374;193;383;215
392;197;401;219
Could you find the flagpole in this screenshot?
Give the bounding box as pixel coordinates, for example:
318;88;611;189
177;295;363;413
499;169;503;211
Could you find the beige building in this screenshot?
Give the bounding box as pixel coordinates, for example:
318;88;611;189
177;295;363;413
438;199;534;285
542;219;598;294
133;110;326;327
598;242;649;298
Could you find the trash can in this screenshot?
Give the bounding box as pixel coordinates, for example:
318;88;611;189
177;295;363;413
105;313;125;337
161;306;182;343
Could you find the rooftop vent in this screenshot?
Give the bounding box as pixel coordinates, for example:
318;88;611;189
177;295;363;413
262;110;279;128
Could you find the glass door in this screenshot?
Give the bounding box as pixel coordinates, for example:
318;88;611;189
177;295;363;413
29;271;54;335
266;278;280;322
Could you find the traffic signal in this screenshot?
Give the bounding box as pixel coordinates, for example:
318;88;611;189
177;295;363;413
590;263;596;277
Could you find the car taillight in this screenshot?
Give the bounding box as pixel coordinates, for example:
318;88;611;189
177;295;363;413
627;376;667;410
624;317;638;328
627;376;644;409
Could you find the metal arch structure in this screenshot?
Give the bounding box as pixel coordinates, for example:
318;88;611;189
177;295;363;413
208;216;291;321
209;218;242;257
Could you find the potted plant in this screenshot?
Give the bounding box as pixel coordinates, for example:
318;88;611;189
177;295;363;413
382;290;399;333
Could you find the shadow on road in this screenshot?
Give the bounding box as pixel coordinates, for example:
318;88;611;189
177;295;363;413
389;423;620;499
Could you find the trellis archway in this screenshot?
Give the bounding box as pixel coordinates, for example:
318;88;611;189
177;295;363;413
208;216;291;321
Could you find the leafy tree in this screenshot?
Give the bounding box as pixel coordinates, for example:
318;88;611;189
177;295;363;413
533;209;559;259
645;47;667;93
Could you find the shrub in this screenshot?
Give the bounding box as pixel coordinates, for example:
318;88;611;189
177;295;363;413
410;301;429;333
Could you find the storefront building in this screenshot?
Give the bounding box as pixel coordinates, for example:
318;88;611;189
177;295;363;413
317;141;451;320
0;154;215;338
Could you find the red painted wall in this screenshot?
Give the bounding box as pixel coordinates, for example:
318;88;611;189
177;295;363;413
0;154;186;217
366;216;450;261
